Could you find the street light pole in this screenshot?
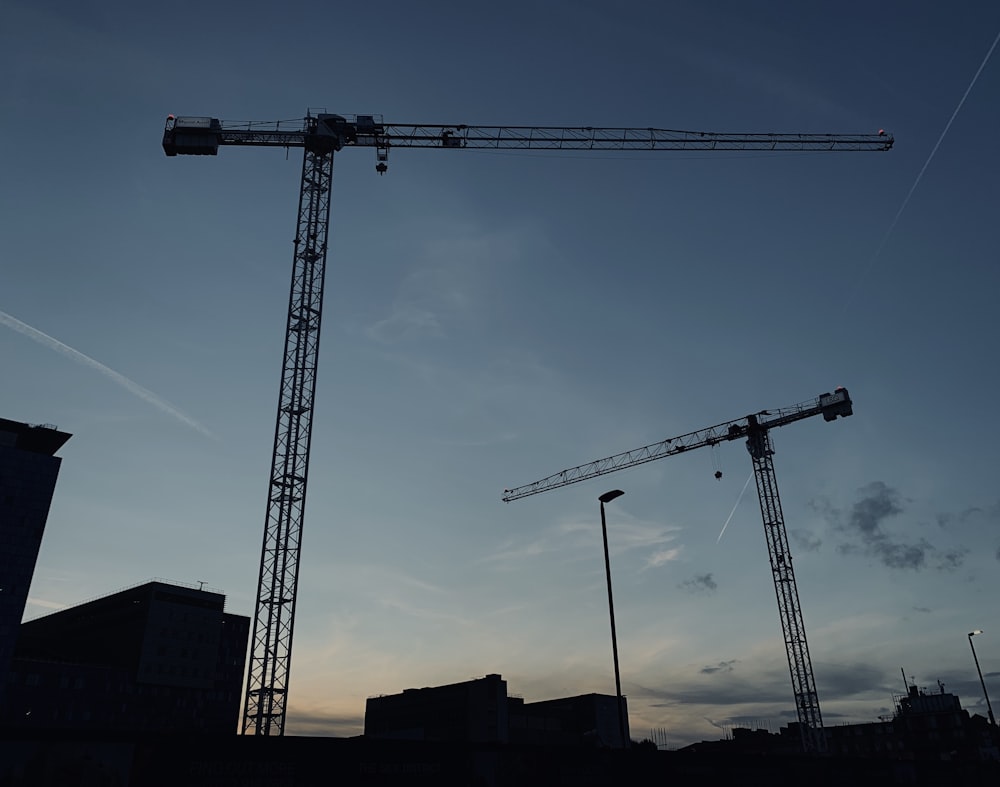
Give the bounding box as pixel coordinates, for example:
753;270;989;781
969;630;997;727
598;489;628;748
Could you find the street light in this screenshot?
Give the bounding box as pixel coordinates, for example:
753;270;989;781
968;630;997;727
598;489;628;748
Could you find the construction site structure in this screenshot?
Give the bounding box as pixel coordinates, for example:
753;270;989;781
162;111;892;736
502;387;857;753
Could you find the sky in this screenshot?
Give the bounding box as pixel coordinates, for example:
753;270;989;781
2;0;999;748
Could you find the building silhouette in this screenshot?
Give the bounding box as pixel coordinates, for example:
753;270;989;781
2;579;249;734
0;417;71;711
510;692;630;748
365;673;630;748
826;681;998;762
682;680;999;763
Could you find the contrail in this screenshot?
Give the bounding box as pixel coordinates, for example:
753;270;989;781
717;472;754;544
0;309;215;439
845;27;1000;311
877;28;1000;254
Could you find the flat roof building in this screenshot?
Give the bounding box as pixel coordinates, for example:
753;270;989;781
511;692;630;748
3;580;249;734
365;674;631;749
366;673;509;744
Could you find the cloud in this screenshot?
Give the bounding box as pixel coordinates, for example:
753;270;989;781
847;481;903;537
936;501;1000;529
26;596;69;613
701;660;737;675
789;529;822;552
365;262;469;344
645;548;683;569
935;549;967;572
638;670;788;707
679;573;717;594
815;663;890;699
285;707;365;737
480;517;681;573
815;482;964;572
364;224;519;345
367;306;444;342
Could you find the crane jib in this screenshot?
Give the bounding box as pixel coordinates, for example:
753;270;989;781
501;388;852;502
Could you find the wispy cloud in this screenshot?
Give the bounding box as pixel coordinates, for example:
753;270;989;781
0;309;214;439
284;707;365;737
367;305;444;343
365;243;478;344
645;548;683;569
379;596;473;627
480;517;681;572
26;596;69;612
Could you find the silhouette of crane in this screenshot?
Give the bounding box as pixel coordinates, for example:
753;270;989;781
162;111;891;736
502;387;857;753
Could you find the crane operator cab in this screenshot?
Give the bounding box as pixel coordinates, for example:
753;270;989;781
819;387;852;421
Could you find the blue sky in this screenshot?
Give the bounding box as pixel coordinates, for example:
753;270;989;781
3;0;999;747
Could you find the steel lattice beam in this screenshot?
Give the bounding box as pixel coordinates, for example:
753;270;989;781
747;426;826;753
242;143;334;735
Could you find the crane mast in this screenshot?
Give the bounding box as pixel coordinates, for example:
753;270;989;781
502;388;854;753
163;109;890;737
241;141;335;735
747;420;824;753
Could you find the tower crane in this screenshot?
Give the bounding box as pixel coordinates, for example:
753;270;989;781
502;387;856;753
162;111;892;737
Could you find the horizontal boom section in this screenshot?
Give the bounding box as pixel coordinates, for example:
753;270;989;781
501;388;852;502
164;114;894;155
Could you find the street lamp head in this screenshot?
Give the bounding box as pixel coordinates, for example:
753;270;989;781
970;629;983;637
599;489;625;504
